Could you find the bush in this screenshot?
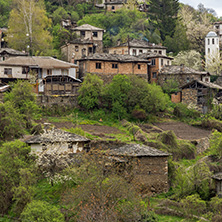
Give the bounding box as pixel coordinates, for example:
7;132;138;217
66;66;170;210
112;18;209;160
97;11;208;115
173;103;200;119
209;130;222;158
209;196;222;214
131;108;147;121
20;200;65;222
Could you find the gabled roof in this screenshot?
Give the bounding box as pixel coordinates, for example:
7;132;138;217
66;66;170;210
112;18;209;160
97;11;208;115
109;144;170;157
0;48;28;56
137;52;173;60
77;53;149;63
111;39;167;49
181;79;222;90
44;75;82;83
25;128;90;144
0;56;78;69
159;65;208;75
72;24;104;31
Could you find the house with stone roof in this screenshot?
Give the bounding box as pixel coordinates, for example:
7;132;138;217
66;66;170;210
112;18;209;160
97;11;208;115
181;79;222;113
0;56;80;94
0;48;28;61
77;53;150;82
109;143;170;193
158;65;210;88
25;128;90;155
61;24;105;65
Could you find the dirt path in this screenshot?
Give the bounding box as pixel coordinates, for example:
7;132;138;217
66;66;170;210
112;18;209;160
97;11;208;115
154;122;211;140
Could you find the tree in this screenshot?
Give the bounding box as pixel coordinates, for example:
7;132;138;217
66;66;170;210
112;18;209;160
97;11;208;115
0;0;12;27
0;140;34;214
149;0;180;41
4;81;40;129
172;50;203;70
205;51;222;75
78;74;104;111
7;0;52;55
20;200;65;222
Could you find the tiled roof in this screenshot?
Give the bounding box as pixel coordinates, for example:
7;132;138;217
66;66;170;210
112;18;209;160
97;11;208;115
25;128;90;144
109;144;170;157
159;65;208;75
181;79;222;90
77;53;149;63
0;56;78;69
137;52;173;60
114;39;167;49
72;24;104;31
0;48;28;56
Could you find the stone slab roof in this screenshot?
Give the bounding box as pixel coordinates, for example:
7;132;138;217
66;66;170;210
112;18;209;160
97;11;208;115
77;53;149;63
0;48;28;56
0;84;10;92
25;128;90;144
0;56;78;69
181;79;222;90
159;65;208;75
72;24;104;31
212;172;222;180
109;144;170;157
137;52;173;60
113;39;167;49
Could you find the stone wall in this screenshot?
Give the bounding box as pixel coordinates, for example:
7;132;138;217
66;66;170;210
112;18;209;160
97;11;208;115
182;88;197;106
133;156;169;193
37;95;78;107
171;92;181;103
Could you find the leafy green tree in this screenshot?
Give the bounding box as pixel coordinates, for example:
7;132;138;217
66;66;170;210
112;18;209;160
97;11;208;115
209;130;222;159
0;101;25;141
0;140;34;214
4;81;40;129
103;74;132;119
0;0;12;27
78;74;104;111
7;0;52;55
149;0;180;41
52;6;69;25
162;79;179;95
20;200;65;222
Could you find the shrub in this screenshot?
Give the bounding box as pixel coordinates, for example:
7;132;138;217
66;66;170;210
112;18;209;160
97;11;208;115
209;130;222;158
209;196;222;214
173;103;200;119
78;73;103;111
20;200;65;222
131;108;147;121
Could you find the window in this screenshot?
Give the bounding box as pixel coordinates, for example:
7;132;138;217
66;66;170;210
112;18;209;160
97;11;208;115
132;49;137;56
138;64;141;69
88;47;93;53
80;31;85;37
22;67;28;74
112;5;115;10
208;48;210;54
187;77;190;82
75;46;79;52
167;60;170;65
161;59;164;66
212;38;215;44
93;32;98;37
208;39;210;45
68;144;72;149
154;50;157;53
4;68;12;75
151;59;156;66
47;69;52;75
139;50;143;54
112;63;118;69
96;63;101;69
152;72;157;78
159;51;162;54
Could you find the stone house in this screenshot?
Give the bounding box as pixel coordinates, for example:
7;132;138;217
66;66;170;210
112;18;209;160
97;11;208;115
137;52;173;83
0;48;28;61
25;128;90;155
181;79;222;113
61;24;104;64
109;143;170;193
158;65;210;88
104;0;126;12
77;53;149;82
109;39;167;56
212;172;222;196
0;56;79;94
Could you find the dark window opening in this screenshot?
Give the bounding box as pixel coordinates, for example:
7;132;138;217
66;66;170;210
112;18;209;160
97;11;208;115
159;51;162;54
138;64;141;69
151;59;156;66
93;32;98;37
112;63;118;69
80;31;85;37
47;69;52;75
96;63;101;69
133;49;137;56
22;67;28;74
75;46;79;52
112;6;115;10
161;59;163;66
88;47;93;53
152;72;157;78
139;50;143;54
4;68;12;75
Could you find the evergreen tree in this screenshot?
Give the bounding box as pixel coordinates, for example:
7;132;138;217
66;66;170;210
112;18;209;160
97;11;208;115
149;0;180;41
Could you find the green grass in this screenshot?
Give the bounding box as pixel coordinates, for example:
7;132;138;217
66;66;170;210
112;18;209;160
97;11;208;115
157;214;197;221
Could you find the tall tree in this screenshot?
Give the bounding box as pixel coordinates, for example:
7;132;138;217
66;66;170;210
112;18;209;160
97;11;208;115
149;0;180;41
7;0;52;55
